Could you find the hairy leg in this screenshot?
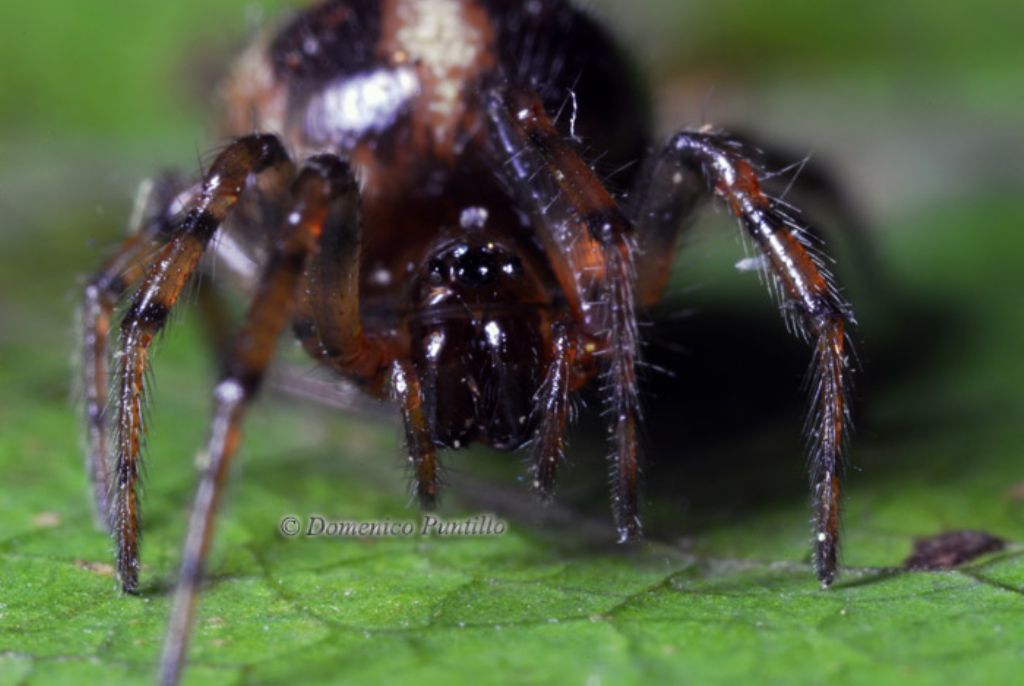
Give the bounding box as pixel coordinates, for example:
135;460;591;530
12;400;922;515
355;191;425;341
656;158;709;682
730;129;876;271
632;129;856;586
81;175;190;527
110;135;293;593
389;360;439;508
530;321;577;500
485;89;642;541
158;155;354;686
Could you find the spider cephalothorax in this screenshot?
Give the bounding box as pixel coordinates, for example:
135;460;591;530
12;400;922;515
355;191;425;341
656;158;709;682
80;1;856;683
409;237;552;451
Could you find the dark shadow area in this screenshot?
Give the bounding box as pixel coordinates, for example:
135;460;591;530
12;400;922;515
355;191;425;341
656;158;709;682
537;277;981;546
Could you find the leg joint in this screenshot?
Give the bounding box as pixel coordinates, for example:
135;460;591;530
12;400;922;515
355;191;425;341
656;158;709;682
303;154;357;192
250;134;290;173
121;298;170;332
213;377;251;407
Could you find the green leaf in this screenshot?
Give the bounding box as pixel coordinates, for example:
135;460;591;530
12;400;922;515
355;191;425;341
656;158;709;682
1;1;1022;685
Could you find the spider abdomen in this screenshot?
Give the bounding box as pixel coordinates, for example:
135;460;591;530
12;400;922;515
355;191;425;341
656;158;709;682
224;0;649;180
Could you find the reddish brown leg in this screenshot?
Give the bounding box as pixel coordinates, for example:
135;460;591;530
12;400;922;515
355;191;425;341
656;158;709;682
290;178;390;391
158;155;354;686
286;173;428;498
81;175;188;527
389;360;440;508
530;321;577;500
485;89;643;542
727;130;881;285
111;135;293;594
631;130;855;587
287;178;434;506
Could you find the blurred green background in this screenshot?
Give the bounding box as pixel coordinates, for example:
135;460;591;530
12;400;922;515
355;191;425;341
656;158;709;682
1;1;1022;685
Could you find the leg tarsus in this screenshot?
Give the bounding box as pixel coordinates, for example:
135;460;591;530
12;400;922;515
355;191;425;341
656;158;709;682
604;239;643;543
81;280;116;529
530;321;575;501
810;313;848;587
390;361;440;509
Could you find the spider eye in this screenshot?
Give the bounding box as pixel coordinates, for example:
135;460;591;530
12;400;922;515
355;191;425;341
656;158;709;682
455;250;498;287
427;258;447;284
501;256;523;278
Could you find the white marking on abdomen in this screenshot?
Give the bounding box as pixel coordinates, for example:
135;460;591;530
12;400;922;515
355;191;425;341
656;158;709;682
305;67;419;147
383;0;493;147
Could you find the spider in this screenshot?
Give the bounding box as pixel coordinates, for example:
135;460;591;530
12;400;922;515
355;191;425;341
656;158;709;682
80;1;856;683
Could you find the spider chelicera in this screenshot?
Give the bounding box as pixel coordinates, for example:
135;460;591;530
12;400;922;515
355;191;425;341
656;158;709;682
79;1;856;682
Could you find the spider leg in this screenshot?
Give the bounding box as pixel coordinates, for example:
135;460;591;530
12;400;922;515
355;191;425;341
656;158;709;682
390;360;440;508
158;154;352;686
285;178;435;505
485;89;642;542
530;320;577;500
289;180;390;391
731;132;867;227
725;129;880;286
192;242;395;421
80;174;189;528
631;129;856;587
110;135;293;594
192;280;397;421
